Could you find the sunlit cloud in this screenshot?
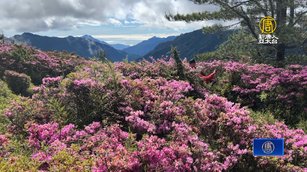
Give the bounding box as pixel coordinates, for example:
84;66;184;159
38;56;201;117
0;0;228;45
0;0;218;33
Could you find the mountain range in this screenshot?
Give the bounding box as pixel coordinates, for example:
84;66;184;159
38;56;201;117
12;33;128;61
144;29;233;60
111;44;131;50
123;36;176;56
81;35;108;45
10;29;231;61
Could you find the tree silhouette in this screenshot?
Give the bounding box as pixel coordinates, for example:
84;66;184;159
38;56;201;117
0;32;4;44
166;0;307;64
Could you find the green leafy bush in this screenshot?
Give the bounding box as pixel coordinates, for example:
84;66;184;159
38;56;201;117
0;80;15;112
0;155;40;171
297;120;307;132
4;70;32;96
10;44;34;62
62;62;128;127
0;80;15;133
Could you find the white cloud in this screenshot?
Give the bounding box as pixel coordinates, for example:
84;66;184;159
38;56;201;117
0;0;221;33
107;18;122;25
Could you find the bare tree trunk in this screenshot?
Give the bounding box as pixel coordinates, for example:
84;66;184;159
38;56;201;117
276;43;285;62
289;0;295;26
275;0;287;63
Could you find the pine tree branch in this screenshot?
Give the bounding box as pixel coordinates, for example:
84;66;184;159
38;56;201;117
291;10;307;27
167;0;260;40
167;1;255;22
232;0;252;8
202;22;241;34
190;0;211;5
166;10;237;22
250;0;268;16
239;7;259;40
215;0;258;40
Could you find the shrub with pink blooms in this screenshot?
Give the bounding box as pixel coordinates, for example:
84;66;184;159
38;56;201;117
0;44;12;53
6;93;306;171
196;60;307;128
0;43;86;85
0;46;306;171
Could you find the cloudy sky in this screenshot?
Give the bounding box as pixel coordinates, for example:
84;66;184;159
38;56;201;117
0;0;221;45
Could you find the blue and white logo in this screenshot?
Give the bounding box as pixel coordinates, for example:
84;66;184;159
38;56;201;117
262;141;275;154
253;138;284;156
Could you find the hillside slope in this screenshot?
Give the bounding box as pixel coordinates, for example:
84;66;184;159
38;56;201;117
0;43;306;171
12;33;127;61
123;36;176;56
145;30;233;60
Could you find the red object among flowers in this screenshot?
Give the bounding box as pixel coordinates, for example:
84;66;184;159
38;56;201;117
198;70;216;83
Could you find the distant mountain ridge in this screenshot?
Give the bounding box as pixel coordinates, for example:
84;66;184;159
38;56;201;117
144;30;233;60
111;44;130;50
81;35;108;45
12;33;128;61
123;36;176;56
10;30;232;62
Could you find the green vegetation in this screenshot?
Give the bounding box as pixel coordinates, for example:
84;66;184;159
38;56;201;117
166;0;307;66
4;70;33;96
172;48;185;80
0;80;16;134
0;23;306;171
94;50;108;62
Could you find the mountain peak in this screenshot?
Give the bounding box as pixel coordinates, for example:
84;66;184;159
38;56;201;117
145;29;233;60
11;33;130;61
111;44;131;50
82;34;95;39
81;35;107;44
21;32;35;36
123;35;177;56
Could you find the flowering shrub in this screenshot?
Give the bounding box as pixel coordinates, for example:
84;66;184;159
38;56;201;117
0;43;86;84
4;98;55;135
5;72;304;171
115;57;184;80
42;76;62;87
0;46;306;171
0;134;9;158
0;135;8;146
8;97;304;171
0;44;12;53
26;122;139;171
197;60;307;127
